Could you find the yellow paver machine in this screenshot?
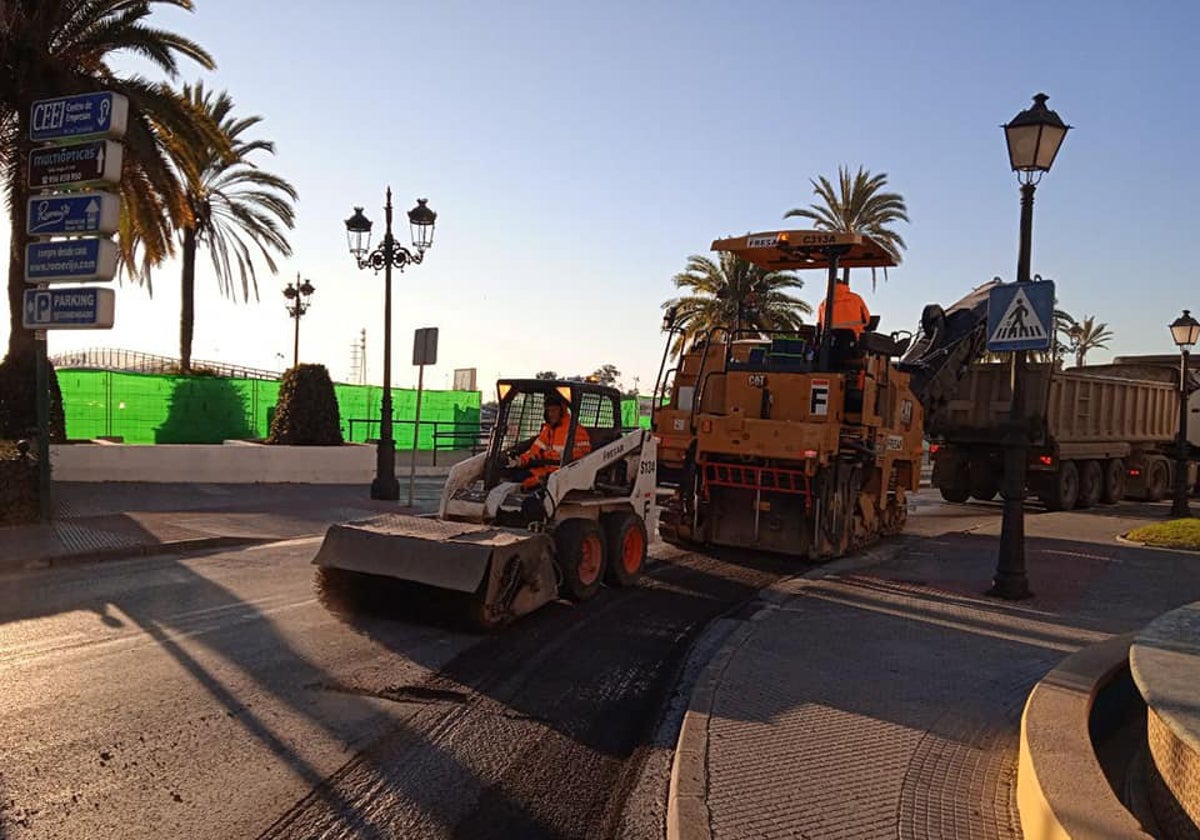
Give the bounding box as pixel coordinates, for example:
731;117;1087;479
652;230;924;558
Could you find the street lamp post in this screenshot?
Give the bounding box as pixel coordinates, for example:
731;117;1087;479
282;273;315;369
991;93;1071;601
345;189;437;501
1169;309;1199;519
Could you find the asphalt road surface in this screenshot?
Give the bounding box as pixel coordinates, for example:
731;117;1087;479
0;529;804;839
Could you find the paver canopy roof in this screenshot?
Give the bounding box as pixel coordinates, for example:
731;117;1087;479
711;230;896;270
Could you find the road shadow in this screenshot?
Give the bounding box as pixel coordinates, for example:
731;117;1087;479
0;547;554;839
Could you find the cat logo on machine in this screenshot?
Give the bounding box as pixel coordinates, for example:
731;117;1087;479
810;379;829;416
886;435;905;451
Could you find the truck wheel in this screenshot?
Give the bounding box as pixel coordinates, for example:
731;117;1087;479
1146;459;1169;502
603;511;647;587
1101;459;1126;504
969;466;1001;502
1077;461;1103;509
938;462;971;504
554;518;606;602
1041;461;1079;511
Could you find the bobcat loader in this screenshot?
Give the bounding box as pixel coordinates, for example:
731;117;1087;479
313;379;658;627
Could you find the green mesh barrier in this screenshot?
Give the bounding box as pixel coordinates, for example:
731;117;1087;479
57;370;480;448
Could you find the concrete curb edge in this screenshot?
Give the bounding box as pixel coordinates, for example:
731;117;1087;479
8;535;275;575
1016;632;1151;839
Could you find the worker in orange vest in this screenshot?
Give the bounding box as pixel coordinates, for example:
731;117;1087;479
817;277;872;336
507;391;591;489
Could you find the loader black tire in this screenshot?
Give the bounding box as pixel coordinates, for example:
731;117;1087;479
602;511;647;588
554;518;606;602
1076;460;1103;509
1101;458;1126;504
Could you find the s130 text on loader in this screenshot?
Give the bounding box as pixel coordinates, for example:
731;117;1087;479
313;380;659;628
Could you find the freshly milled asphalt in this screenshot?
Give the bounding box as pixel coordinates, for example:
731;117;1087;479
258;547;792;840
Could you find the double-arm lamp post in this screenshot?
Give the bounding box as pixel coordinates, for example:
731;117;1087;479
991;93;1071;601
282;274;315;369
345;190;437;501
1169;310;1199;518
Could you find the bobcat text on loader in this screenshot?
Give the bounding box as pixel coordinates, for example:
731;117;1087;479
652;230;924;558
313;380;658;627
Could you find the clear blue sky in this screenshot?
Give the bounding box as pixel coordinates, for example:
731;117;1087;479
4;0;1199;393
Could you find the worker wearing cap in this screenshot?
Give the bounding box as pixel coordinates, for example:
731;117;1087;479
508;392;591;489
818;277;872;336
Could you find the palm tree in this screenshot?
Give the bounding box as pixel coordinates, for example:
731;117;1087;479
1;0;220;362
663;252;812;356
1068;315;1114;368
783;165;909;290
161;83;297;371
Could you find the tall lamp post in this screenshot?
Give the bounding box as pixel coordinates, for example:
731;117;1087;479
991;93;1071;600
345;190;437;501
282;273;315;369
1169;309;1199;519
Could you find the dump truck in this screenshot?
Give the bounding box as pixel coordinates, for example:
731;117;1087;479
899;282;1200;509
314;379;658;627
653;230;924;558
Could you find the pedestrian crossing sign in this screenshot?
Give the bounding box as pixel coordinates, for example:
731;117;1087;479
986;280;1055;352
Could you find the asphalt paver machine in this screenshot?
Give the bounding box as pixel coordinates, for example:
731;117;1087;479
314;380;658;627
653;230;924;558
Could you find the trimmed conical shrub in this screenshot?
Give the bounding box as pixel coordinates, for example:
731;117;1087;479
267;364;344;445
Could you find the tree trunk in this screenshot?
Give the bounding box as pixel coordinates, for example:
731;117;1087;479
180;226;197;373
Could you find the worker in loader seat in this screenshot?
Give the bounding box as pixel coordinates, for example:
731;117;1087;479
505;392;591;490
817;276;872;337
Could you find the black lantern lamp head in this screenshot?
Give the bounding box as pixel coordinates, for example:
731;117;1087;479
662;305;678;331
345;207;373;259
1004;93;1071;184
408;198;437;251
1170;309;1200;349
1068;323;1083;350
299;278;315;296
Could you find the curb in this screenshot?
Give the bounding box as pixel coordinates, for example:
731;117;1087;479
1016;632;1151;839
1115;534;1200;555
664;536;913;840
6;535;275;575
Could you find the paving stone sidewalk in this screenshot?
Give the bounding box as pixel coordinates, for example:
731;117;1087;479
0;480;445;573
676;506;1200;840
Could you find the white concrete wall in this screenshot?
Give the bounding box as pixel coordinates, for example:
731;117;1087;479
49;441;457;483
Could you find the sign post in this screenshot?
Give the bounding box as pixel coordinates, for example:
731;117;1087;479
25;92;127;521
410;327;439;507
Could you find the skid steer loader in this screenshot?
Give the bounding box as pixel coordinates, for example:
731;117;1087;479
313;379;659;628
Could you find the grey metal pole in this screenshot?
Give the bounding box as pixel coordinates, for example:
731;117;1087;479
991;181;1036;599
1172;348;1192;518
35;327;51;522
409;363;425;508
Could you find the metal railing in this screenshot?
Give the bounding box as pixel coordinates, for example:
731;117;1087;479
50;347;285;381
347;419;492;465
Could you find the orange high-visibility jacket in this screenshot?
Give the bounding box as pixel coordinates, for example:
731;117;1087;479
519;410;591;488
818;284;872;336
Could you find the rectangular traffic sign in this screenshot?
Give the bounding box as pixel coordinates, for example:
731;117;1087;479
413;327;439;366
986;280;1056;352
28;140;123;190
26;192;120;237
24;238;118;284
22;287;115;330
30;92;129;143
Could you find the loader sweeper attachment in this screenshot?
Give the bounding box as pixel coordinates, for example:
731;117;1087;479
313;380;659;628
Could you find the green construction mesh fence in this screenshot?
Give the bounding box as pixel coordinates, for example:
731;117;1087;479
56;370;481;448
